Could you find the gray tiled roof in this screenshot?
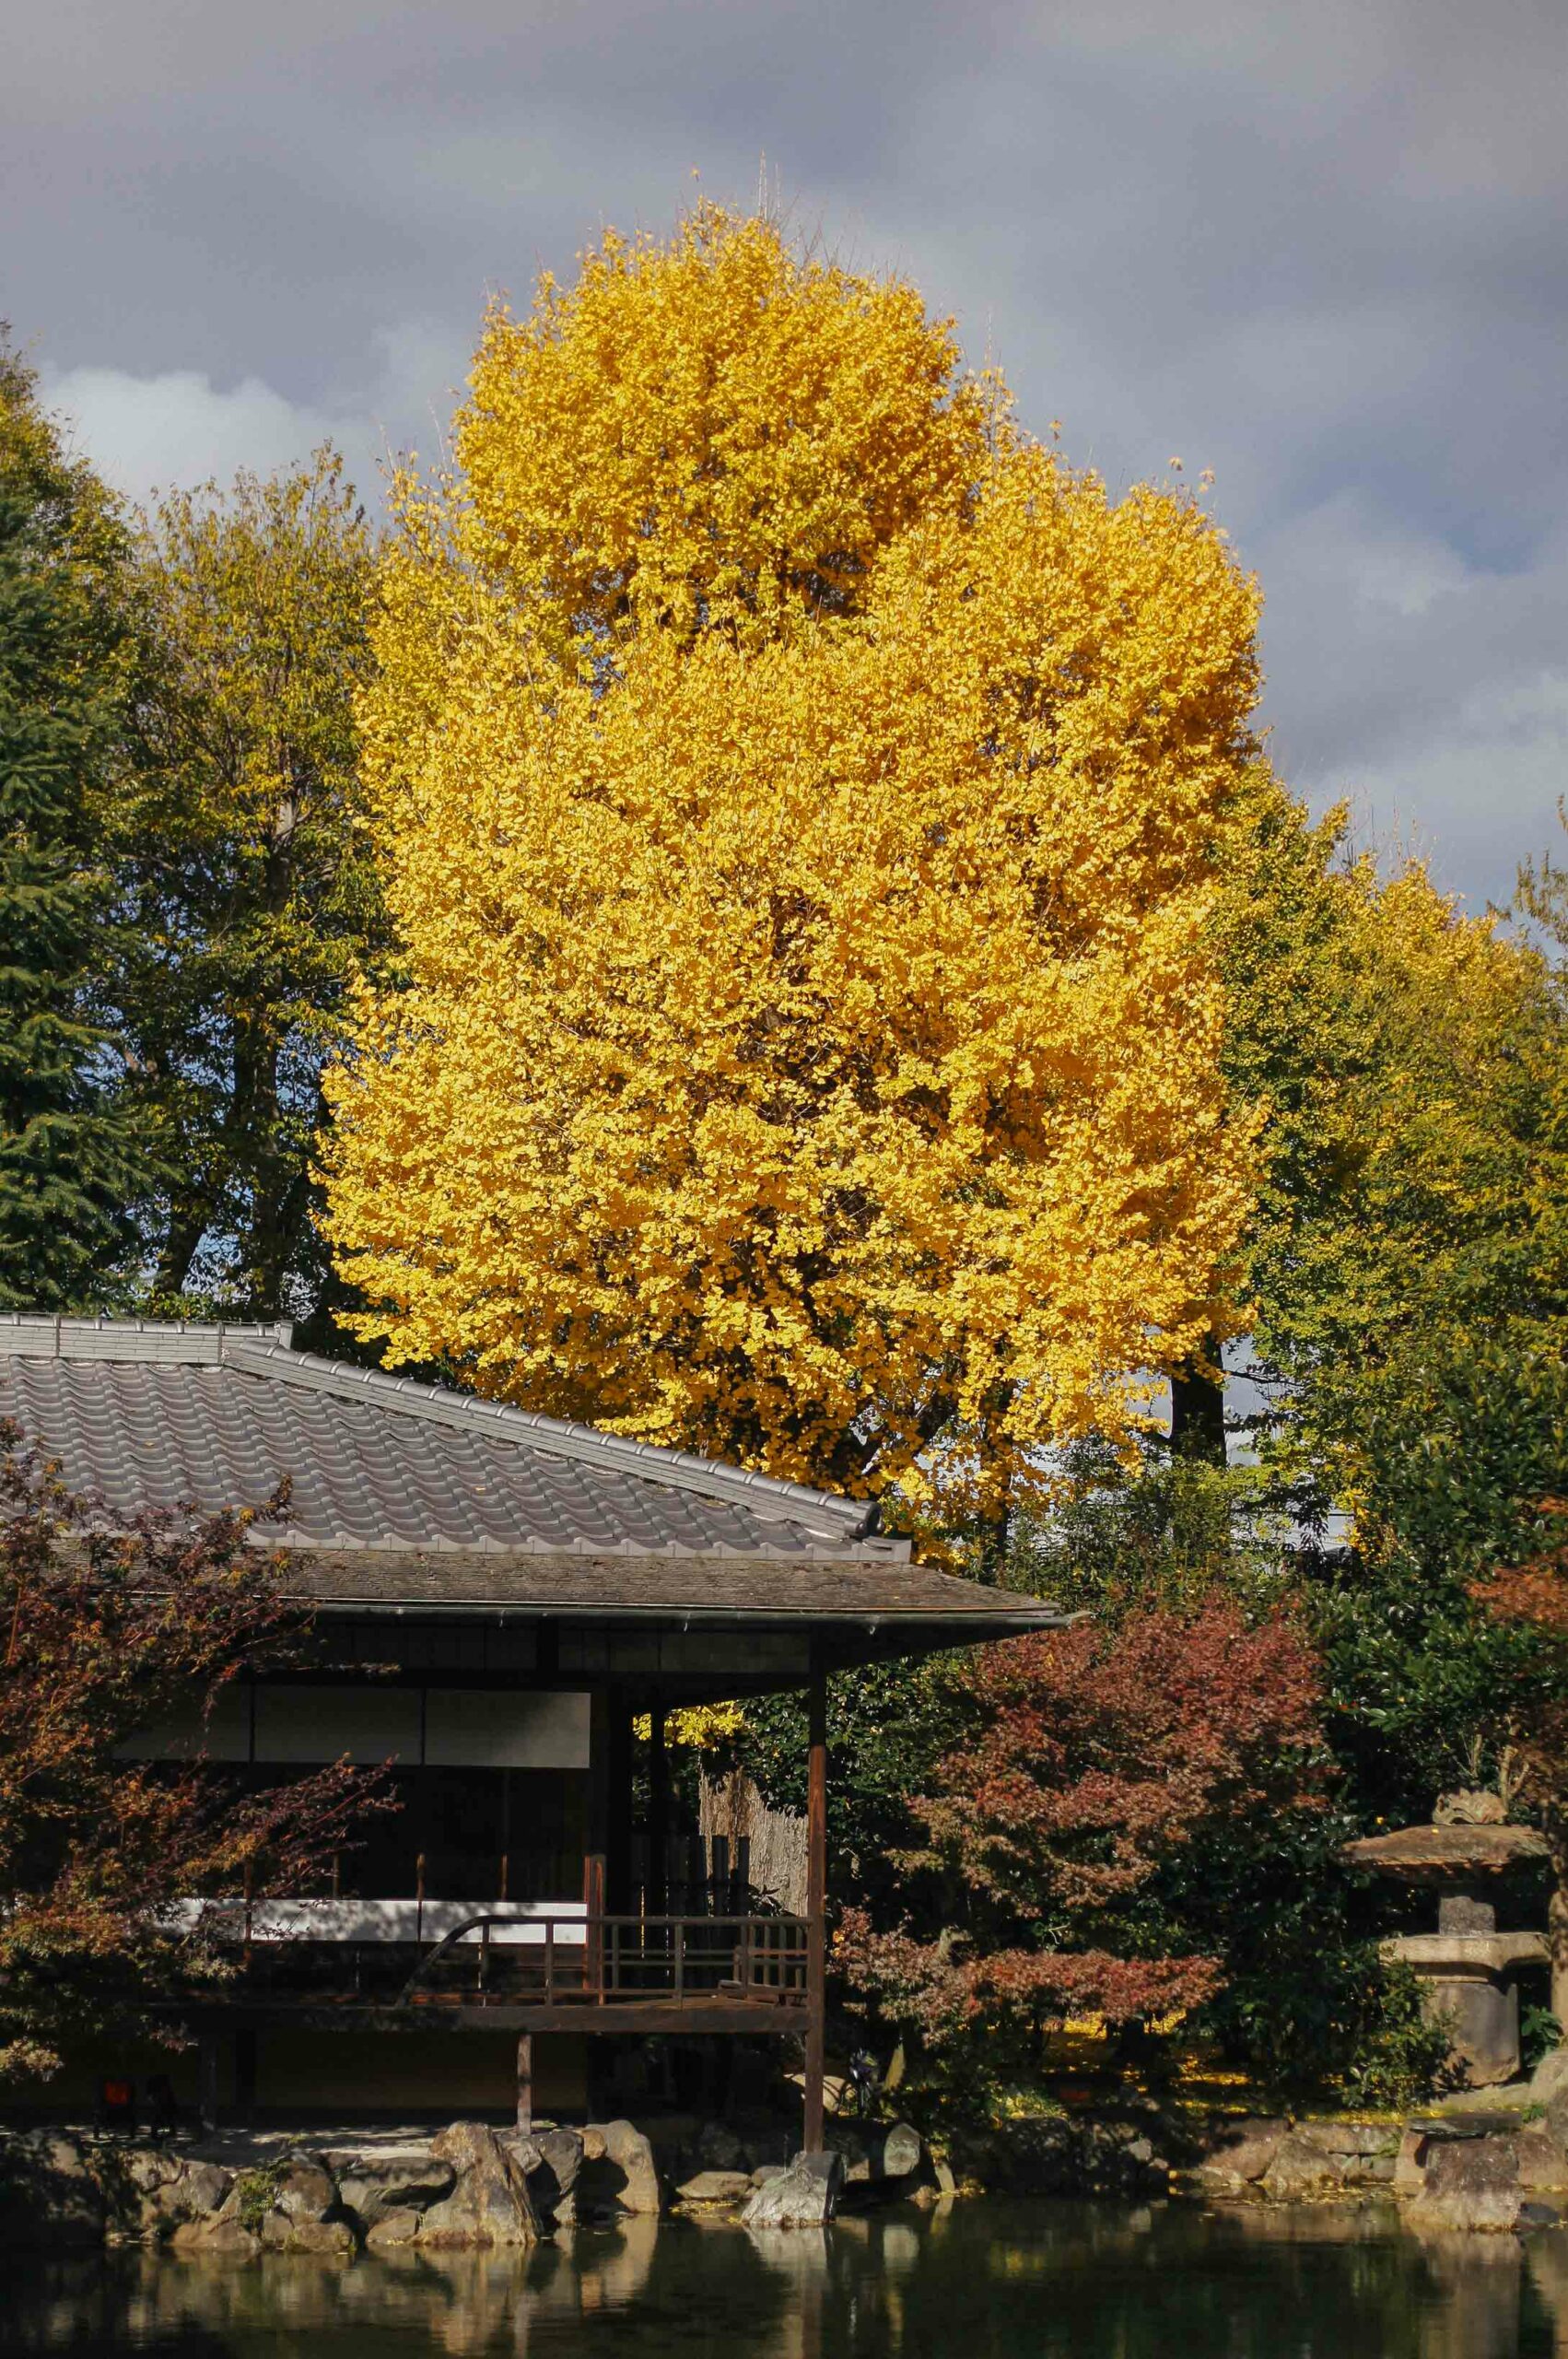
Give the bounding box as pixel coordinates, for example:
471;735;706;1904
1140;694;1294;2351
0;1318;1070;1637
0;1317;882;1558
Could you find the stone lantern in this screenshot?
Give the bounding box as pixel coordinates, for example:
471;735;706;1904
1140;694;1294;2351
1345;1809;1550;2085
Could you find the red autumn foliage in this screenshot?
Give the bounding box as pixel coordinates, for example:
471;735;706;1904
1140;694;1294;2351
838;1602;1328;2039
0;1423;392;2080
1471;1506;1568;1872
1472;1504;1568;1638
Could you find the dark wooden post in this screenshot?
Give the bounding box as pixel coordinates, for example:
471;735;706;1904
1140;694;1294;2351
589;1690;611;1867
803;1654;828;2157
605;1695;633;1913
516;2032;533;2135
648;1698;669;1919
583;1850;606;1996
197;2036;221;2134
234;2028;257;2128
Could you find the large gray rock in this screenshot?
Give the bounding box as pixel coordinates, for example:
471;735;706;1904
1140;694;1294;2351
418;2121;541;2247
366;2206;421;2249
1194;2117;1288;2195
140;2157;234;2239
1515;2129;1568;2192
1261;2121;1399;2199
508;2126;583;2225
335;2148;455;2228
538;2128;584;2193
743;2150;844;2228
0;2134;104;2248
677;2170;754;2208
1394;2130;1430;2199
1262;2134;1351;2198
1293;2120;1399;2159
170;2215;263;2257
830;2120;925;2185
259;2212;356;2256
261;2158;353;2256
272;2158;337;2223
1407;2134;1523;2234
579;2119;661;2218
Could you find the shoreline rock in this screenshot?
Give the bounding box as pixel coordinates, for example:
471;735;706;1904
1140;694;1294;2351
6;2091;1564;2248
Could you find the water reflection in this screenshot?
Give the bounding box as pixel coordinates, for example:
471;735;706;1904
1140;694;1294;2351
12;2201;1568;2357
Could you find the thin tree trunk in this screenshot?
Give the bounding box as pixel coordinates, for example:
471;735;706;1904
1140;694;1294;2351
1550;1851;1568;2029
1170;1332;1227;1465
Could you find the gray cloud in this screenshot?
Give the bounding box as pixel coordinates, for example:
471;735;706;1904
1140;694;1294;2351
9;0;1565;905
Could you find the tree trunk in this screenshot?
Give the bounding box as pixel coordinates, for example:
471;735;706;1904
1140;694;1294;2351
1170;1332;1227;1465
1550;1855;1568;2030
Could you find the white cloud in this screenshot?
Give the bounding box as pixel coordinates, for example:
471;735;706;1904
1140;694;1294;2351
13;1;1565;908
41;317;467;511
1254;491;1568;898
42;366;338;509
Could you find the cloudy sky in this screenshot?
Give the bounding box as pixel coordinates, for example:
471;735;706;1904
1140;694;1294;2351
7;0;1564;909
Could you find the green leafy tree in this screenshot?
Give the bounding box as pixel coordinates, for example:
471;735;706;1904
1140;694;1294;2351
1314;1336;1568;1821
1218;787;1567;1513
100;449;380;1336
1183;786;1568;1814
0;334;155;1307
1007;1436;1293;1622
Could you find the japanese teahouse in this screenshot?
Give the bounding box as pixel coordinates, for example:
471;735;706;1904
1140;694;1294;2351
0;1317;1065;2145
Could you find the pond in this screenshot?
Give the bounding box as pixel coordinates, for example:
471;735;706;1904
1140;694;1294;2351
12;2201;1568;2358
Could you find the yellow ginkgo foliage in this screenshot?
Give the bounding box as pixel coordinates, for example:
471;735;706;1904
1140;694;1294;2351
326;206;1263;1523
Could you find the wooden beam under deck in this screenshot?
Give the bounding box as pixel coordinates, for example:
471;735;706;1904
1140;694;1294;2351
181;1999;808;2039
802;1654;828;2157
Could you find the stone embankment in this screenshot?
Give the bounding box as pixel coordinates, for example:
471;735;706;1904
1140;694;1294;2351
1183;2050;1568;2233
12;2071;1568;2248
1187;2107;1568;2233
0;2112;926;2251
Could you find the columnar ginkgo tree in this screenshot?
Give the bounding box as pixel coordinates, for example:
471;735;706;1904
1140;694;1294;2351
325;205;1265;1527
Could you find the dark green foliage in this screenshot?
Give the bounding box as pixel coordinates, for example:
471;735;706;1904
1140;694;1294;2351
1176;1790;1450;2099
0;336;155;1307
1522;2003;1562;2075
1308;1335;1568;1825
99;451;381;1333
1007;1438;1292;1623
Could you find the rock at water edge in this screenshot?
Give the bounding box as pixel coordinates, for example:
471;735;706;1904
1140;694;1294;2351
677;2171;754;2208
579;2120;661;2218
366;2207;422;2249
334;2151;455;2228
1196;2118;1288;2193
1407;2135;1522;2234
743;2151;845;2229
419;2121;541;2247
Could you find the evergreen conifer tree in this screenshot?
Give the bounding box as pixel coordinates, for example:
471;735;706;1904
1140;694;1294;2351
0;335;151;1307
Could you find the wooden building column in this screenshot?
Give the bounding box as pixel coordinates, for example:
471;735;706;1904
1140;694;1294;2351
803;1652;828;2157
586;1686;610;1937
648;1697;669;1916
605;1693;635;1914
197;2036;221;2134
516;2032;533;2135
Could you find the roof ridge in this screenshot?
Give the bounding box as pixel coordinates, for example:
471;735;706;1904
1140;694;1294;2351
218;1335;875;1543
0;1313;294;1362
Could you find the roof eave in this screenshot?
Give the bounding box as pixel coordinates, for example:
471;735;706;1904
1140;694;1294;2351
291;1594;1071;1633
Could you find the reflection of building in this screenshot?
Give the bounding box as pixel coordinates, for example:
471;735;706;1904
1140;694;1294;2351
0;1317;1061;2141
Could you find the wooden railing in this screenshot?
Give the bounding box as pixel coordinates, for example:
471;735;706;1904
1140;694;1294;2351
397;1913;811;2012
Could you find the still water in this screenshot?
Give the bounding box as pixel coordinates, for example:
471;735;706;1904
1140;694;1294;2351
12;2201;1568;2359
